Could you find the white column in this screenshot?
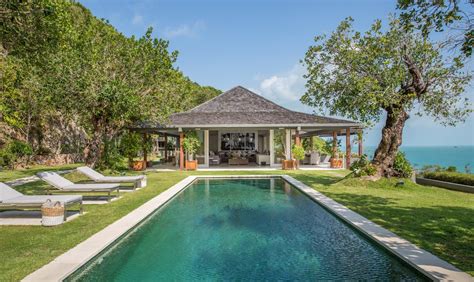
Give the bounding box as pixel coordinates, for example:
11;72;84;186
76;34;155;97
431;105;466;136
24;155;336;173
269;129;275;167
204;129;209;168
285;129;291;160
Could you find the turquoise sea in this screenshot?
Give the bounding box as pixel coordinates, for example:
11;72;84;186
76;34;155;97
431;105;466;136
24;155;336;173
364;146;474;173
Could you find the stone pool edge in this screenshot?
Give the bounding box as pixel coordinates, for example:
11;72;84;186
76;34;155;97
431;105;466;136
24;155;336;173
23;175;199;282
23;175;473;282
282;175;473;282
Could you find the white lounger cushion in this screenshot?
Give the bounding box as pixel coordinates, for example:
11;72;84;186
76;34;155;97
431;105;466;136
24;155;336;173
77;166;104;181
0;182;82;205
0;182;23;202
37;172;120;191
77;166;146;188
77;166;145;182
64;183;120;191
100;176;144;182
37;172;74;188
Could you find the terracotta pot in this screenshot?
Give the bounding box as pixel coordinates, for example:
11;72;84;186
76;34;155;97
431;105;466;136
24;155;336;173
330;158;343;168
131;160;145;171
185;160;198;170
282;159;297;170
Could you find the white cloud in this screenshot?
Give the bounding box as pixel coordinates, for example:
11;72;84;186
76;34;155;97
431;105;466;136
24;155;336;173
132;14;144;25
253;64;306;102
163;20;206;38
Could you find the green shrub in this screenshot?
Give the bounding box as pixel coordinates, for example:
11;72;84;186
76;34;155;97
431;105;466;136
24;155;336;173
100;140;127;171
393;151;413;178
119;132;142;163
350;154;377;177
423;171;474;186
291;144;305;161
303;136;331;154
0;140;33;169
182;131;201;160
446;166;457;172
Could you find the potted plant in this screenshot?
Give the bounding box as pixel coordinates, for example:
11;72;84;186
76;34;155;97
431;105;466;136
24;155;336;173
291;144;305;169
182;131;201;170
330;152;343;168
120;132;143;170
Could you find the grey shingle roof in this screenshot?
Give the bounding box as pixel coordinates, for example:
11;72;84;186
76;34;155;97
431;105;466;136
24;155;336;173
168;86;358;126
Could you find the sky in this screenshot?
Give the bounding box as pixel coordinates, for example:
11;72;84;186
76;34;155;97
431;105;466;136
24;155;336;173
79;0;473;146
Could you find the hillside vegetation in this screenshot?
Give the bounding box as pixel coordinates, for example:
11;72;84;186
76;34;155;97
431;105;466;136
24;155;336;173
0;0;220;167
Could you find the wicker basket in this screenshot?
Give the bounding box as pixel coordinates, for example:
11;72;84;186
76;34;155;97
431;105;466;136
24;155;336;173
41;200;65;226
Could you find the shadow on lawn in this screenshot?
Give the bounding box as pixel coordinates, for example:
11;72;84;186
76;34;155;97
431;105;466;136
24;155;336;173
291;174;342;187
325;192;474;274
0;164;79;182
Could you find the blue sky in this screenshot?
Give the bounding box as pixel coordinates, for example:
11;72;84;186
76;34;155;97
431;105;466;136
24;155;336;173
79;0;473;146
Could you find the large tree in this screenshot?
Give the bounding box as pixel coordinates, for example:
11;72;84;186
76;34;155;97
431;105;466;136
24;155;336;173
302;18;472;177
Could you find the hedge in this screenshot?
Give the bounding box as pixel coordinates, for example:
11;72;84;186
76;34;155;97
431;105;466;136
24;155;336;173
423;171;474;186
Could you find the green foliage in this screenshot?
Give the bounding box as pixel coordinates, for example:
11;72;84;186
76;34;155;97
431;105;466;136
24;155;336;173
397;0;472;57
119;132;142;162
393;152;413;178
182;131;201;158
273;130;286;159
423;171;474;186
99;140;127;172
291;145;305;161
0;140;33;169
302;136;331;155
446;166;457;172
0;0;220;168
302;17;471;127
350;155;377;177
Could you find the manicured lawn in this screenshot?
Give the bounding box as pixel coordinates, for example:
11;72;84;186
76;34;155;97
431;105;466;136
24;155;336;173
308;176;474;276
0;169;472;281
0;163;82;182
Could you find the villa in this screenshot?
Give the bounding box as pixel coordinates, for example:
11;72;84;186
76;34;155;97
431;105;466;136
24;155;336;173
132;86;364;169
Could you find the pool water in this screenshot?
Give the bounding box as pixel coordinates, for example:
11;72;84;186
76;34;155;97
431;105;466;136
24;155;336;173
68;178;427;281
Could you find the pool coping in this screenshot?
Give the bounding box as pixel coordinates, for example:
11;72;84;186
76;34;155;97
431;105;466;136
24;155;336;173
23;175;473;281
282;175;473;282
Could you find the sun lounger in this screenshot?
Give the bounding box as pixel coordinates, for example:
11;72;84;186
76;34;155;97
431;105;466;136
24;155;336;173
37;172;120;202
77;166;147;189
0;182;83;220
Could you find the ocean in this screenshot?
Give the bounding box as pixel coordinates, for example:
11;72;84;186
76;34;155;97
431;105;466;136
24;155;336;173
364;146;474;173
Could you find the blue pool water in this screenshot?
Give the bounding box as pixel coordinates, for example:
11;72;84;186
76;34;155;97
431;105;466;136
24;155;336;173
68;178;426;281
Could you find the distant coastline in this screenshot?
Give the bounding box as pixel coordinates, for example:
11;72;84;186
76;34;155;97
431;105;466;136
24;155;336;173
364;145;474;173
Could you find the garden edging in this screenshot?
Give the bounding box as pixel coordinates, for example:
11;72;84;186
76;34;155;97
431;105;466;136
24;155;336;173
416;177;474;193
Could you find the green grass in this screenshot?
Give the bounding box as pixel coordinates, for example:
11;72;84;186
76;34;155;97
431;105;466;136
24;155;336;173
0;168;472;281
0;163;82;182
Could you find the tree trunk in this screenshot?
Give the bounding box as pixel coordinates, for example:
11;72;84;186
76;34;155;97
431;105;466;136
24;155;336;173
83;119;103;167
372;108;409;177
83;132;102;168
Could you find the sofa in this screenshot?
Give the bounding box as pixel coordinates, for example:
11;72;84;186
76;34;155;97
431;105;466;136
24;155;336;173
209;151;221;165
256;154;270;165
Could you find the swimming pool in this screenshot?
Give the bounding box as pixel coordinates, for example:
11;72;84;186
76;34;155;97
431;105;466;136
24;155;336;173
67;178;427;281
